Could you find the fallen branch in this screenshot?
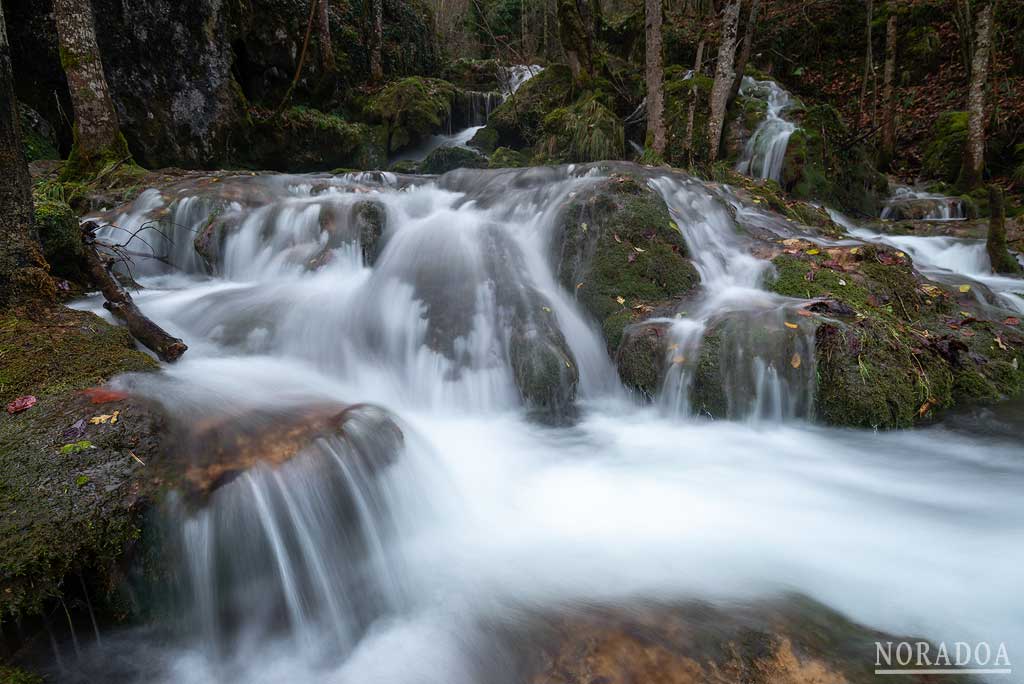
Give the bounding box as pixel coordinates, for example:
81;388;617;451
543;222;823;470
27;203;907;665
82;220;188;362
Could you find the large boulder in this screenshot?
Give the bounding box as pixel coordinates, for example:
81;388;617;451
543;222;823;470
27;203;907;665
420;145;488;174
487;64;575;150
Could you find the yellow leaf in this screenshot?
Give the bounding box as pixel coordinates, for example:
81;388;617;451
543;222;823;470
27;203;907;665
616;296;626;305
580;222;588;232
806;249;820;255
110;410;120;424
959;284;971;293
634;246;646;253
960;311;971;318
576;282;584;289
89;414;113;425
752;198;761;204
784;322;799;329
668;221;678;230
790;353;801;369
850;247;860;254
668;343;679;351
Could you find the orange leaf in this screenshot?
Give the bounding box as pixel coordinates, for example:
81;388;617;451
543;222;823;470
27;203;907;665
82;387;129;404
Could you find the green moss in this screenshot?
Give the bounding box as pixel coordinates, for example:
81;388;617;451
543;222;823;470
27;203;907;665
366;77;459;153
489;147;528;168
468;125;500;154
420;146;488;174
248;107;385;172
488;64;574;150
61;130;135;183
664;68;713;165
60;440;95;455
922;111;969;184
34;198;87;282
0;666;44;684
0;309;157;406
602;309;634;351
536;93;624;164
691;329;728;417
616;326;662;397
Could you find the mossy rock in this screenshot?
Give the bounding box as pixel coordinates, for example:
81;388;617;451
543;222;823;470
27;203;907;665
420;145;488;174
663;67;714;165
536;93;624;164
489;147;529;168
246;106;385;172
922;111;968;184
766;248;1024;428
0;666;43;684
488;64;574;150
0;307;161;621
553;174;700;358
19;103;58;162
468;125;500;154
440;58;501;91
34;198;86;283
366;77;460;154
616;323;665;398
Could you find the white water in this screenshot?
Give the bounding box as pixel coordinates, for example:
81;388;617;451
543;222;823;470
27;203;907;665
390;125;485;164
881;186;967;221
735;77;797;182
54;165;1024;683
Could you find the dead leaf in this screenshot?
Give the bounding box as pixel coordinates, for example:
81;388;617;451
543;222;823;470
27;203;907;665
784;322;799;329
921;284;943;297
995;336;1008;351
958;284;971;293
129;450;146;466
6;396;37;414
627;252;637;263
576;282;584;289
633;246;646;253
961;329;976;337
838;278;847;286
615;296;626;305
613;233;622;243
790;353;801;369
1004;317;1020;326
796;309;813;317
89;414;114;425
81;387;130;404
918;398;938;417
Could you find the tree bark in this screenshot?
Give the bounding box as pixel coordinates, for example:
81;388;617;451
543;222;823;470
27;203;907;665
645;0;665;156
370;0;384;82
986;185;1021;274
730;0;761;102
82;223;188;361
859;0;873;117
706;0;741;163
879;13;897;169
558;0;596;84
960;1;994;190
318;0;335;72
53;0;127;175
0;3;53;308
684;38;706;162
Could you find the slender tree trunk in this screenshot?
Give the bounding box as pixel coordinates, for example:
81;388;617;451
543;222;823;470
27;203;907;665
960;1;994;190
879;13;897;169
986;185;1021;274
730;0;761;101
860;0;873;118
645;0;665;156
684;36;707;162
53;0;129;177
706;0;741;163
318;0;335;72
558;0;595;84
0;4;53;308
370;0;384;82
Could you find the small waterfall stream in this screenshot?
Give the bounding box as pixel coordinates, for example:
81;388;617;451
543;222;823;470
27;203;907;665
46;164;1024;683
734;77;797;182
881;186;967;221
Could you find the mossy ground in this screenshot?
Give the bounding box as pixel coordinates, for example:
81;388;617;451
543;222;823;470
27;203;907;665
767;245;1024;428
0;307;160;621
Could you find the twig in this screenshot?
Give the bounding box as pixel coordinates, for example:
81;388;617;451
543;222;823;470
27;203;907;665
274;0;320;116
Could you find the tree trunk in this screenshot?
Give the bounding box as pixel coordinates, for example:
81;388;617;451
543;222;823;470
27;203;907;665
370;0;384;82
705;0;741;163
53;0;128;178
730;0;761;101
318;0;335;72
558;0;596;84
959;1;994;190
986;185;1021;274
0;3;53;308
645;0;665;156
684;38;706;162
879;13;897;169
859;0;873;117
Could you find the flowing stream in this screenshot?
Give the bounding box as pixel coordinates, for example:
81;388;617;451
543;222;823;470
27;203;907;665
52;164;1024;683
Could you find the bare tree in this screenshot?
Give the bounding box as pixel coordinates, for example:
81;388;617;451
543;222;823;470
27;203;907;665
879;13;897;168
705;0;741;162
860;0;874;118
960;0;994;189
370;0;384;82
0;4;52;307
318;0;335;72
730;0;761;101
645;0;666;156
53;0;129;177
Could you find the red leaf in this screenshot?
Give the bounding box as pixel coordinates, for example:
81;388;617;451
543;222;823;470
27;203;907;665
1004;317;1020;326
81;387;129;404
6;396;37;414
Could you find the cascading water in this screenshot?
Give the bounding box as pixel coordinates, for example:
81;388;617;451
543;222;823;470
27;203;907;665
734;77;797;182
881;186;967;221
48;164;1024;683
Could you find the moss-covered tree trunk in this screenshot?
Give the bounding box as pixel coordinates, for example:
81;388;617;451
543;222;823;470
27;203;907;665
370;0;383;82
318;0;335;72
54;0;130;179
859;0;873;117
706;0;741;163
879;13;897;169
0;4;53;308
729;0;761;101
644;0;665;156
987;185;1021;274
558;0;597;85
959;1;993;190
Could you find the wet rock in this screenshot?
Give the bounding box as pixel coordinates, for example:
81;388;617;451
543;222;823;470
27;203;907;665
34;198;87;284
468;126;500;155
616;322;667;399
488;147;529;168
245;107;386;173
366;77;460;155
488;65;574;150
552;173;701;362
420;146;489;175
510;324;579;425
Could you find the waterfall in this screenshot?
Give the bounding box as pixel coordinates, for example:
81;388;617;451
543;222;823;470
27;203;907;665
881;186;967;221
49;164;1024;683
734;77;798;183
